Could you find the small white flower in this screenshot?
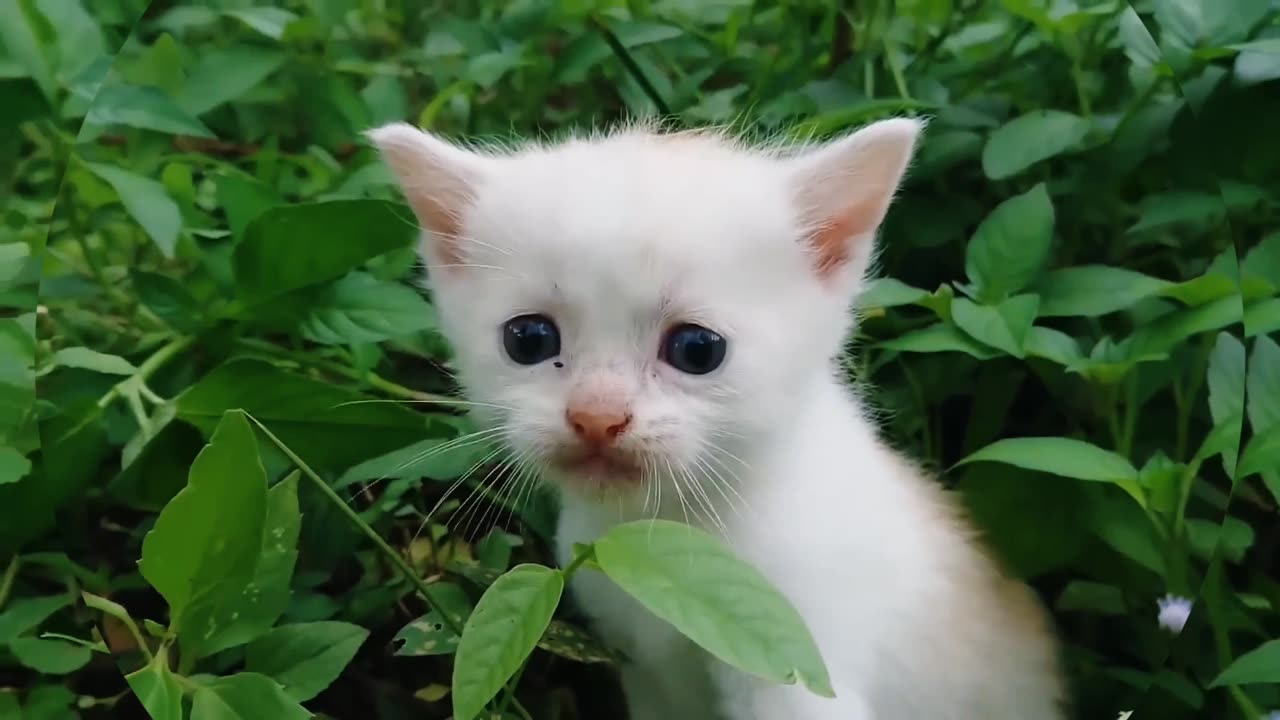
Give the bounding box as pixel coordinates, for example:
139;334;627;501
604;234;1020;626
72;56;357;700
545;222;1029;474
1156;594;1193;633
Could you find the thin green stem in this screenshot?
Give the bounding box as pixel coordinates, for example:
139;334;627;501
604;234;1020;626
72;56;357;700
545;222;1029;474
0;555;20;610
244;414;463;636
235;338;453;404
97;336;193;410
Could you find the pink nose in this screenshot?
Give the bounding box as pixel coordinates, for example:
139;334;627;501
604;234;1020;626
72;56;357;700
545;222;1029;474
566;406;632;447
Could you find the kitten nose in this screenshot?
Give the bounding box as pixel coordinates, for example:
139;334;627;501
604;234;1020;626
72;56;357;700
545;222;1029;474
566;406;632;447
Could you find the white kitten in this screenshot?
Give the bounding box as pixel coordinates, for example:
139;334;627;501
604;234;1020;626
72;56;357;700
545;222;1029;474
369;119;1067;720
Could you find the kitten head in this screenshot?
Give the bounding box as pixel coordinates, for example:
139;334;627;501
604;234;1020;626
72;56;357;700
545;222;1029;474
368;120;920;503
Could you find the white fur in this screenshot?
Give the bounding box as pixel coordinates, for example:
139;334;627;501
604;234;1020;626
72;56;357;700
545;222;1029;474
368;120;1066;720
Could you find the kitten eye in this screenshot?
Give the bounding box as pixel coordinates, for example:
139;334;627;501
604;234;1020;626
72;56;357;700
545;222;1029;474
662;324;727;375
503;314;561;365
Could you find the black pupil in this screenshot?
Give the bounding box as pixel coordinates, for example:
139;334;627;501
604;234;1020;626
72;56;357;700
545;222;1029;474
665;324;727;375
503;315;560;365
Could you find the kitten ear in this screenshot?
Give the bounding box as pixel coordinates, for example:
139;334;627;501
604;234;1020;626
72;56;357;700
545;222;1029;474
787;118;922;280
364;122;491;265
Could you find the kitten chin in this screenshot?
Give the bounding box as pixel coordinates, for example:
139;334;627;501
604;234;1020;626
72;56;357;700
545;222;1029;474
368;118;1067;719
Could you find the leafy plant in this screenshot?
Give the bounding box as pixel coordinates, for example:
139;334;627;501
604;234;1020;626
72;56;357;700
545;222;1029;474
1;0;1277;718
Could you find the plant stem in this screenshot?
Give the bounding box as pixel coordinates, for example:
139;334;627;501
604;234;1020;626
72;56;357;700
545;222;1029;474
97;336;193;409
235;338;453;404
0;555;20;611
244;414;464;637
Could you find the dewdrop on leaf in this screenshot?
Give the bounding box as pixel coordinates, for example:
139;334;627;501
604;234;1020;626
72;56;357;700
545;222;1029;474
1156;594;1193;633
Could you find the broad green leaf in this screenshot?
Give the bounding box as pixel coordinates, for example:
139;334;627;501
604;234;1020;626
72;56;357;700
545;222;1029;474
1025;326;1083;366
139;411;266;661
856;278;929;310
1245;299;1280;338
611;20;684;47
84;84;215;138
190;672;311;720
176;46;286;116
951;295;1038;358
1210;638;1280;687
465;51;528;89
335;435;492;488
964;184;1054;301
1239;424;1280;480
0;446;31;485
225;8;299;39
48;346;137;376
1243;231;1280;289
233;200;416;303
245;621;369;702
1247;335;1280;432
1127;191;1223;234
300;272;436;345
198;472;302;658
961;466;1089;578
0;0;56;99
957;437;1140;483
131;270;205;332
8;637;91;674
982;110;1088;180
0;596;68;643
1208;333;1246;424
594;520;834;698
878;323;1000;359
126;651;184;720
176;359;427;472
216;173;283;243
1036;266;1173;317
453;564;564;720
1129;296;1242;356
83;162;183;257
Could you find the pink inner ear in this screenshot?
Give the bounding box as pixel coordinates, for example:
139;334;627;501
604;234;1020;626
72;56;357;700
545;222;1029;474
411;195;465;266
808;193;883;278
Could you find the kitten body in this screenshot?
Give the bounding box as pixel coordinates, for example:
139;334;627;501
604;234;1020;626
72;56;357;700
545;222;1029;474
369;119;1066;720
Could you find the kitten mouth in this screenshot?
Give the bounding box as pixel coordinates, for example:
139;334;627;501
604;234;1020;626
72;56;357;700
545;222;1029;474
553;448;642;483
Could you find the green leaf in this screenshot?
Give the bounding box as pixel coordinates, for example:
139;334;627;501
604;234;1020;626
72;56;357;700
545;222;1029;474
82;162;183;257
1239;424;1280;480
1210;638;1280;687
300;272;436;345
234;200;417;303
594;520;834;698
198;471;302;658
176;359;428;472
951;295;1038;358
336;435;492;488
878;323;1000;359
1036;266;1174;317
126;652;185;720
982;110;1089;180
1245;299;1280;338
856;278;929;310
0;596;69;643
1127;191;1224;234
0;446;31;485
176;46;286;116
393;583;472;656
139;410;267;661
191;672;312;720
1247;335;1280;432
1243;231;1280;289
961;466;1089;578
1025;326;1083;366
84;84;216;138
225;8;299;39
0;0;56;100
964;184;1054;301
48;346;137;376
131;270;205;332
957;437;1140;483
1208;333;1246;425
452;564;564;720
245;622;369;702
1128;295;1242;358
8;637;91;674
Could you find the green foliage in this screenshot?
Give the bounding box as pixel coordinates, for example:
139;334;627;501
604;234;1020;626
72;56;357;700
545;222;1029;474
1;0;1277;718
